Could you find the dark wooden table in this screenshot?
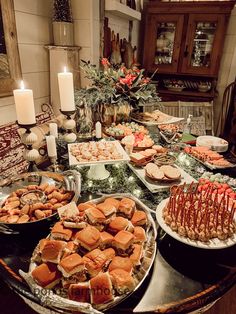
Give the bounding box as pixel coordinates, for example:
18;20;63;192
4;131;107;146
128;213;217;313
0;217;235;314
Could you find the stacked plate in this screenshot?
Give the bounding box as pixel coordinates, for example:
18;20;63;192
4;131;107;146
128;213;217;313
196;136;228;153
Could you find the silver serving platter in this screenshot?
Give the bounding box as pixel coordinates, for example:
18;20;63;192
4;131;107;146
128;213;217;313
20;193;157;314
0;171;81;234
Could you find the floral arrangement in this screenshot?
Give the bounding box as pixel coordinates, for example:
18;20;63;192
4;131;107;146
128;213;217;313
75;58;160;109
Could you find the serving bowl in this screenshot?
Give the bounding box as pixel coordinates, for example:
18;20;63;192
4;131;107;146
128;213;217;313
196;135;228;153
0;171;81;234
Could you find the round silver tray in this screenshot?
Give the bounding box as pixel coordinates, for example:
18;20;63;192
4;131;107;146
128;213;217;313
21;193;157;314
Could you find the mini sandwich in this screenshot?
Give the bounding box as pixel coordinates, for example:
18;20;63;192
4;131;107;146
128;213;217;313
77;202;96;214
41;240;66;264
113;230;134;256
102;248;116;263
58;253;85;278
78;202;96;210
108;217;134;235
133;226;146;244
51;222;73;241
108;256;133;274
140;149;156;158
68;282;90;303
96;202;116;223
75;226;101;253
31;238;49;263
83;249;107;277
62;241;78;259
109;269;135;294
99;231;114;249
129;244;143;267
84;207;106;231
130;152;146;164
104;197;120;210
31;262;61;288
90;272;114;305
62;215;87;229
131;211;147;226
118;198;136;219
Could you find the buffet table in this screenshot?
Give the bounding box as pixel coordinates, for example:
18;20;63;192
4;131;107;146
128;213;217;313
0;149;236;314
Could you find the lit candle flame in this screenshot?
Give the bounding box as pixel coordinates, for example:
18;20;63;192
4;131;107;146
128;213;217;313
20;80;25;90
64;66;67;73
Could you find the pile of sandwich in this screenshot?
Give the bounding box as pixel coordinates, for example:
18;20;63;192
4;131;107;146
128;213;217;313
30;197;148;307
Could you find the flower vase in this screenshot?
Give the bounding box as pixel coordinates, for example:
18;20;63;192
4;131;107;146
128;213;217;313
75;104;94;139
97;102;132;126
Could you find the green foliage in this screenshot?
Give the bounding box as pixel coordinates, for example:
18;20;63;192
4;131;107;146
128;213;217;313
75;59;161;109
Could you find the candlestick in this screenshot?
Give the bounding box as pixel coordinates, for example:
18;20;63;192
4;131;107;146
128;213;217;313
17;123;39;172
49;123;58;138
95;121;102;139
58;67;75;112
13;81;36;125
46;135;57;158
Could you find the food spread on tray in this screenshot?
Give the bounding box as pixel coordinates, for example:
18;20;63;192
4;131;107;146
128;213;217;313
163;183;236;242
145;163;181;182
121;133;154;148
105;122;148;138
132;110;172;124
27;196;156;310
184;146;233;168
0;184;74;224
198;178;236;200
70;141;123;162
158;123;180;134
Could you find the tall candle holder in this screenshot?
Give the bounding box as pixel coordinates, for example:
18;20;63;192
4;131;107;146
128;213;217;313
60;110;77;143
17;122;39;172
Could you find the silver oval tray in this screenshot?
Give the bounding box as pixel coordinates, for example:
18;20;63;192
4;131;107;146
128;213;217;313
0;171;81;234
20;193;157;314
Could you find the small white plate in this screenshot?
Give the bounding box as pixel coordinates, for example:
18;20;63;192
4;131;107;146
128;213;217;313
156;198;236;249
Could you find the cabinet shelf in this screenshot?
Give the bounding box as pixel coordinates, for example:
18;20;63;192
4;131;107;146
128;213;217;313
158;88;214;98
105;0;141;21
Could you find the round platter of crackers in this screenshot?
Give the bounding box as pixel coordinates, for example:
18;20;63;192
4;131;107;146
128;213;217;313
20;194;157;313
144;163;181;183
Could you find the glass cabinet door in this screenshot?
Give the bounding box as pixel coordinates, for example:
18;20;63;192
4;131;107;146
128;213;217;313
143;14;184;73
181;14;225;76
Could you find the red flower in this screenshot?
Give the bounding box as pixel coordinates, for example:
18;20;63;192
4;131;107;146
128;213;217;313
101;58;110;66
119;74;136;87
142;78;150;84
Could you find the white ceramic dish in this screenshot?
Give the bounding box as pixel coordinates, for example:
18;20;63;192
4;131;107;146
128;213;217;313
196;135;228;152
156;198;236;249
68;140;130;166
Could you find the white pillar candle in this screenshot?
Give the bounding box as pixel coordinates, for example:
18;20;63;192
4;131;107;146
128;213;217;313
49;123;58;138
58;67;75;112
46;135;57;158
13;81;36;125
95;121;102;139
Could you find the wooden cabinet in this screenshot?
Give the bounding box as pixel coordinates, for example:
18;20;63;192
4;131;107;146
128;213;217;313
142;1;235;101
